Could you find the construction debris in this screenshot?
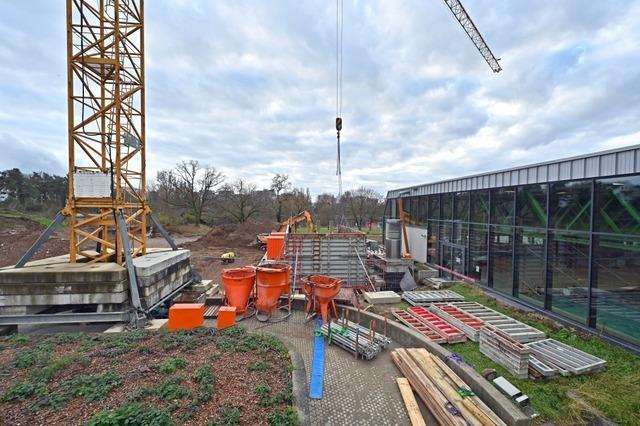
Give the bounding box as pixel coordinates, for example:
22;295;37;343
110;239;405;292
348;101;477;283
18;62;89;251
402;290;465;305
479;325;531;378
428;303;485;341
450;302;545;343
391;348;506;426
525;339;607;376
492;376;529;407
408;306;467;344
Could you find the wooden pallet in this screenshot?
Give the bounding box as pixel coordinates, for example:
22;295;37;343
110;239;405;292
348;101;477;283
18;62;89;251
450;302;545;343
402;290;465;306
407;306;467;344
391;348;506;426
479;326;530;379
525;339;607;376
392;311;447;343
428;303;484;342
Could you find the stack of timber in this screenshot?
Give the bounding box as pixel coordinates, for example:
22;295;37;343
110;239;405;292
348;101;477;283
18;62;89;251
133;249;192;309
525;338;607;376
479;326;530;379
428;303;484;341
450;302;545;343
408;306;467;344
402;290;465;306
392;310;447;343
392;348;506;426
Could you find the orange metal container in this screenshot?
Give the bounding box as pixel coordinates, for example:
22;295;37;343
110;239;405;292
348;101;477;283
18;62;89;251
302;275;342;323
221;267;256;313
217;306;237;330
265;235;285;260
168;303;205;331
256;263;291;314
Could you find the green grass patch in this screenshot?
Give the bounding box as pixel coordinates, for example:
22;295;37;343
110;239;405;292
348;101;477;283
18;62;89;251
249;360;268;372
65;370;121;401
12;341;54;369
449;282;640;425
131;376;190;401
267;407;299;426
87;403;176;426
209;406;242;426
156;357;187;374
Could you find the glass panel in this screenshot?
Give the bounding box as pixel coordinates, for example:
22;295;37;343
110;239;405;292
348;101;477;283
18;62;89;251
469;225;488;283
428;195;440;220
452;246;465;277
548;231;589;324
454;192;469;222
410;196;419;225
490;225;513;294
517;184;548;228
418;196;428;226
442;244;453;273
515;228;546;306
593;234;640;345
470;190;489;223
491;188;515;225
550;180;591;231
401;197;411;220
384;199;393;218
442;193;453;220
453;222;468;247
427;221;439;264
440;222;453;243
595;175;640;235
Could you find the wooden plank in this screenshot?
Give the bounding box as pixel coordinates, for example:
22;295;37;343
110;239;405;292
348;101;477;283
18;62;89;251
391;349;467;426
397;377;427;426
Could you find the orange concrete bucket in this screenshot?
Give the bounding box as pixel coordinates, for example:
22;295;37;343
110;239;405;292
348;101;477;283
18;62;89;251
256;263;291;315
221;267;256;314
307;275;343;323
265;235;285;260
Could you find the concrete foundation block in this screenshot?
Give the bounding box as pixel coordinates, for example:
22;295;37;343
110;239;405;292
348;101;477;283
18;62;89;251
136;260;190;287
104;324;126;333
133;249;191;277
0;281;127;295
191;280;213;292
0;290;128;306
0;262;126;284
363;291;401;304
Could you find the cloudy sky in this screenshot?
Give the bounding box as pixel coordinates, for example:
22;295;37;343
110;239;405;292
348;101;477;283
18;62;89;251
1;1;639;197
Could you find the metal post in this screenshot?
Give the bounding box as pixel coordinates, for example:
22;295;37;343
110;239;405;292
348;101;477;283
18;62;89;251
512;187;517;297
487;190;493;287
544;184;552;310
15;213;67;268
149;212;178;250
587;179;596;328
117;212;143;311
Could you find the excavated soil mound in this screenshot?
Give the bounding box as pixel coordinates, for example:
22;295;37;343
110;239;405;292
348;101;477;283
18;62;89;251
0;214;68;267
185;221;277;249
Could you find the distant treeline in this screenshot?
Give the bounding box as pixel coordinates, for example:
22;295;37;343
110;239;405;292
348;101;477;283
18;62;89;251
0;168;67;213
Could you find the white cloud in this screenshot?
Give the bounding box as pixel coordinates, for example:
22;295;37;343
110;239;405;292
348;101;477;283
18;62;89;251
1;0;639;198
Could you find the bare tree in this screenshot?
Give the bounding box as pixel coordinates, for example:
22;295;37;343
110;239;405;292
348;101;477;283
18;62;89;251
155;160;224;226
222;179;260;224
270;173;291;223
343;186;383;230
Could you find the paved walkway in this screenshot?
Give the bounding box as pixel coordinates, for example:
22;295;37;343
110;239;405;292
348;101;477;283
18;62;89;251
238;311;410;426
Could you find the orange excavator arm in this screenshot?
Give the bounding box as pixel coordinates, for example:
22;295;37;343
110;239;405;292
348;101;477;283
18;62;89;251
278;210;314;233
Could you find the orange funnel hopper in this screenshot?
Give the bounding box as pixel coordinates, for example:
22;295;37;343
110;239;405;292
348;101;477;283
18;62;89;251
221;267;256;314
256;263;291;315
303;275;342;323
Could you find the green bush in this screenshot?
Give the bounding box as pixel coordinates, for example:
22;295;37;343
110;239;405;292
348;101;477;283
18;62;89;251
12;341;53;368
1;382;38;402
65;371;121;401
248;361;268;372
268;407;299;426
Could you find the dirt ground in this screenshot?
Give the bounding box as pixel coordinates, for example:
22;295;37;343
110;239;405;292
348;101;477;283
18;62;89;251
180;222;274;282
0;328;295;426
0;215;68;268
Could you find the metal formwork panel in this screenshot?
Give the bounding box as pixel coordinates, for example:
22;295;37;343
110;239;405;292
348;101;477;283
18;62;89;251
285;233;367;287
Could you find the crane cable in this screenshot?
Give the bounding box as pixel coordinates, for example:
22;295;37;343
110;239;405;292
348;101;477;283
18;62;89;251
335;0;344;198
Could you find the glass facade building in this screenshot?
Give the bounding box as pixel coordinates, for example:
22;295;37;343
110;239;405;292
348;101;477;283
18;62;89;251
385;147;640;349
